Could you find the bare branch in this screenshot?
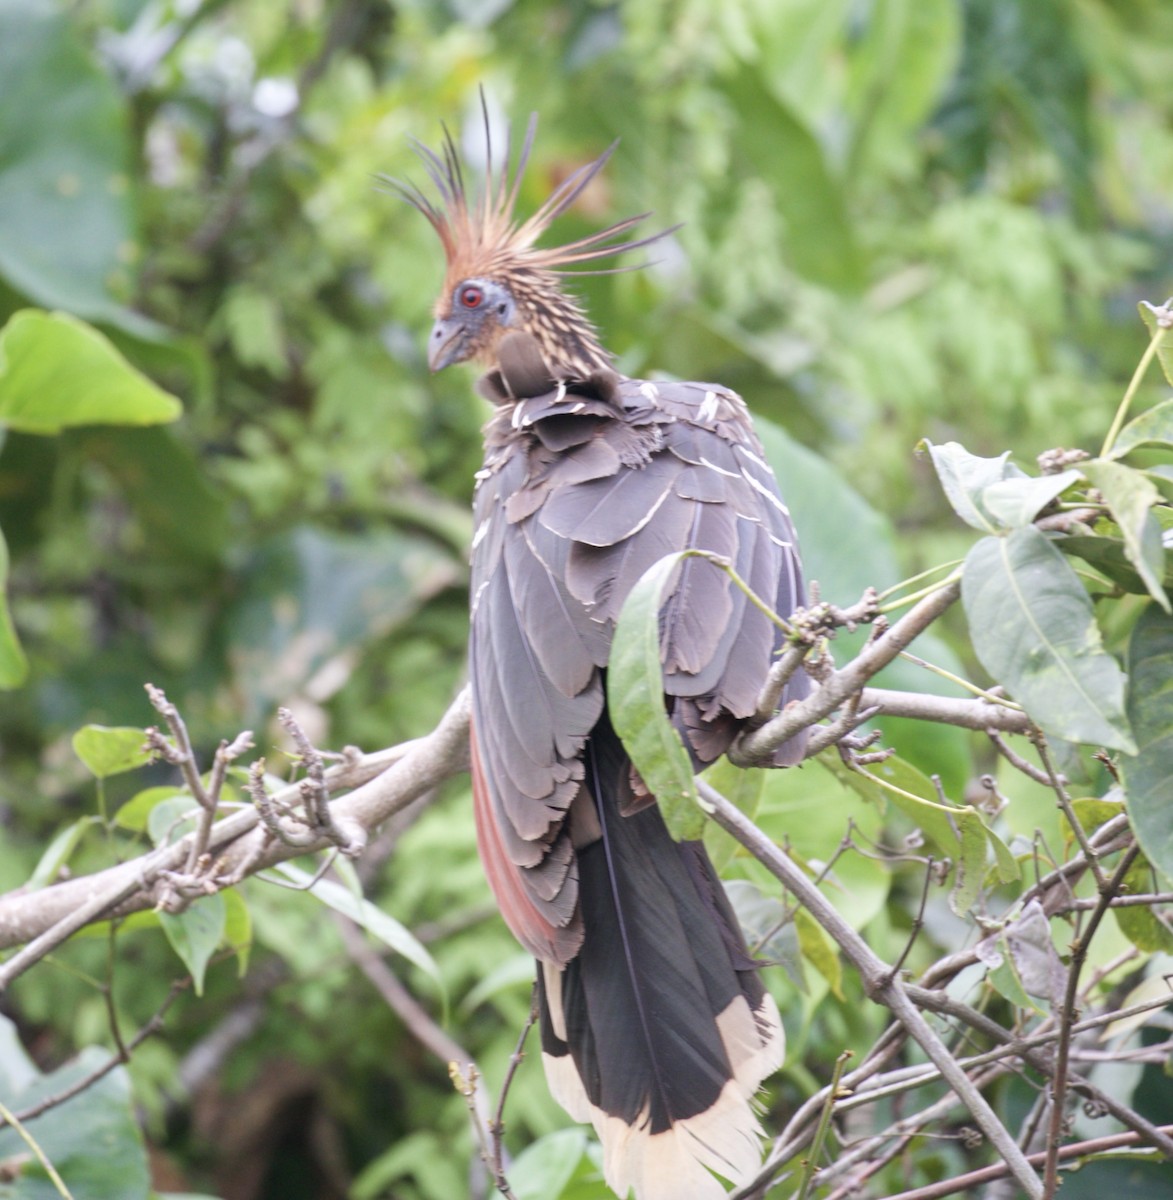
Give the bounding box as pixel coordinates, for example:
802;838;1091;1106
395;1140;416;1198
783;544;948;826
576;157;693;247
700;779;1045;1199
0;689;472;958
732;580;963;765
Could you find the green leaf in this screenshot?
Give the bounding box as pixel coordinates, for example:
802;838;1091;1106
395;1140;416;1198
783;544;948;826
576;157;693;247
1121;606;1173;883
962;528;1135;752
1058;535;1173;596
608;551;704;841
1109;396;1173;458
701;757;765;871
222;887;252;977
922;440;1021;532
981;469;1083;529
510;1129;590;1200
26;816;100;889
950;808;989;917
148;796;200;847
271;863;444;993
0;524;28;688
1114;856;1173;953
71;724;151;778
822;751;963;858
0;1016;151;1200
114;786;187;833
795;906;842;999
985;824;1021;884
0;1;145;328
1136;301;1173;388
1082;459;1170;612
159;894;226;997
722;72;866;291
0;311;181;434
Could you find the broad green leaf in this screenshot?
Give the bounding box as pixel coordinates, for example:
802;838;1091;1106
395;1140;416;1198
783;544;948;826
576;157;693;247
608;551;703;841
1082;459;1170;611
0;1;144;328
795;906;842;999
1109;396;1173;458
962;528;1135;752
1058;534;1173;596
1114;856;1173;953
723;73;865;291
951;809;989;917
148;796;200;847
981;469;1083;529
983;936;1046;1016
1104;972;1173;1042
822;751;962;858
1071;796;1125;837
222;887;253;976
71;910;161;941
1121;606;1173;883
701;757;765;870
26;815;100;889
272;863;443;992
0;1016;150;1200
510;1129;590;1200
0;311;181;434
114;786;187;833
1136;301;1173;388
159;894;226;997
1145;464;1173;505
985;825;1021;884
0;524;28;688
71;724;151;778
922;440;1021;532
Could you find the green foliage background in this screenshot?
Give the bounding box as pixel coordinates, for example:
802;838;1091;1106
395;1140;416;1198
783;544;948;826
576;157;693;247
1;1;1172;1198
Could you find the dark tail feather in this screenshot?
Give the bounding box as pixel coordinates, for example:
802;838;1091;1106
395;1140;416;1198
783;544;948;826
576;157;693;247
538;717;783;1200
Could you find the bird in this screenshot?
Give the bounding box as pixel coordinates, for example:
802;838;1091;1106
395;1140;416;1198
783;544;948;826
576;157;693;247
388;105;810;1200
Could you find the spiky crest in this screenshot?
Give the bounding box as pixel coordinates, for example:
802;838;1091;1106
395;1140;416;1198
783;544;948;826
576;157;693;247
383;98;673;376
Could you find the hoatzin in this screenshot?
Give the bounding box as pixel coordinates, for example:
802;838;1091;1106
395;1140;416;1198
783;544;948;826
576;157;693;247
390;111;809;1200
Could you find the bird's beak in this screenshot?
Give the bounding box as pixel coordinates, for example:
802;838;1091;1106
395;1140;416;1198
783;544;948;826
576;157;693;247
428;315;467;372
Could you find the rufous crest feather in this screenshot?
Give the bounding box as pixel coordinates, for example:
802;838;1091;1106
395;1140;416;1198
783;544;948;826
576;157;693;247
382;96;674;301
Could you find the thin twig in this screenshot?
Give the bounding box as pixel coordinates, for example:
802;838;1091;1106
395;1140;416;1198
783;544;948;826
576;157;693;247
490;986;539;1186
882;1124;1173;1200
1043;843;1143;1196
1;978;188;1129
701;780;1044;1199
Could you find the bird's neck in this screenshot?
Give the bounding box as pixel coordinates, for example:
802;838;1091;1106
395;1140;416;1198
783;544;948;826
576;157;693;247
510;274;614;379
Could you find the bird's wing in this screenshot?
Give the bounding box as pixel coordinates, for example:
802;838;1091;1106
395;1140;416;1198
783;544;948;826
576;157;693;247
469;370;808;962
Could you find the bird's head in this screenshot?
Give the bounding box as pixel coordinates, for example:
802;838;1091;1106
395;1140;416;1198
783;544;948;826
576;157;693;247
428;276;518;372
384;100;674;379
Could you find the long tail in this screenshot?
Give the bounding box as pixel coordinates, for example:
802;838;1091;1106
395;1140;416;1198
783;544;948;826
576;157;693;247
537;717;784;1200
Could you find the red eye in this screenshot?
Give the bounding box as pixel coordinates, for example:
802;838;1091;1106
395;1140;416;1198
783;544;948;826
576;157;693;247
460;285;484;309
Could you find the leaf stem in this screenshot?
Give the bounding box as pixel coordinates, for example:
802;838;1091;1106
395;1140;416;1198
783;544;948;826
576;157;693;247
1101;321;1167;458
0;1098;75;1199
878;569;963;615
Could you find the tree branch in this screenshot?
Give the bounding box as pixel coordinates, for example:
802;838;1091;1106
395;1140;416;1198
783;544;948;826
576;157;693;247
700;779;1045;1200
0;689;471;961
